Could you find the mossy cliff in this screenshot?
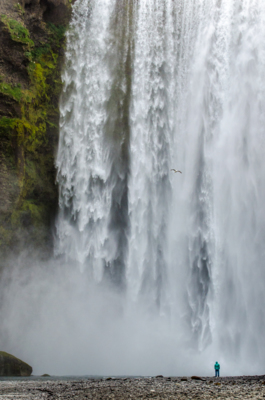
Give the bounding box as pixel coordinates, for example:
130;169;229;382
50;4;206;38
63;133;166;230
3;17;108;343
0;351;32;376
0;0;73;258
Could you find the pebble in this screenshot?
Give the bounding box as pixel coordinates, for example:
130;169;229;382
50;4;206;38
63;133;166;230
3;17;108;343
0;375;265;399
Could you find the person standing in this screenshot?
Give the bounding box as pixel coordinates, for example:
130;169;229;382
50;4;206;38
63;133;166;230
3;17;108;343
214;361;220;377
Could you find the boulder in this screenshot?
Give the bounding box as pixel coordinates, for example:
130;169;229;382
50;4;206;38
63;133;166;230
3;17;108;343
191;376;205;381
0;351;32;376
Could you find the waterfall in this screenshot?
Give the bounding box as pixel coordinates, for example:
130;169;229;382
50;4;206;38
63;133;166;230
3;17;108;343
55;0;265;374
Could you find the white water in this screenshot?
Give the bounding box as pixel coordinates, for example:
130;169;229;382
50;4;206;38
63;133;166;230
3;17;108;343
55;0;265;374
1;0;265;376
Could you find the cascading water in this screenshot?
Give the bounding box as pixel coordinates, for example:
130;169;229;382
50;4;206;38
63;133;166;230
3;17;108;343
55;0;265;374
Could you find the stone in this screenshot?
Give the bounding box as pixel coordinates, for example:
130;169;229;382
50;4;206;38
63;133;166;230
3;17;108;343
191;376;205;381
0;375;265;398
0;351;32;376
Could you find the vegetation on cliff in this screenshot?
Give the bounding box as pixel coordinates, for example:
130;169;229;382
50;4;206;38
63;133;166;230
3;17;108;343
0;0;72;257
0;351;32;376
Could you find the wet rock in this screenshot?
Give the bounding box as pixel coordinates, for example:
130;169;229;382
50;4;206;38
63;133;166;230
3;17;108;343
0;351;32;376
41;0;71;25
191;376;205;381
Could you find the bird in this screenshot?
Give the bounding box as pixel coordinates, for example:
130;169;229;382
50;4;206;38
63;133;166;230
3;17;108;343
171;169;182;173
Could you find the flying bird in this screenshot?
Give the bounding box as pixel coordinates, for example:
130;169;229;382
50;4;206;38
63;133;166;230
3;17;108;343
171;169;182;173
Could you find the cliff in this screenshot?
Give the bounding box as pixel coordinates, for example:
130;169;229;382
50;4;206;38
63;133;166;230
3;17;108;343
0;0;73;260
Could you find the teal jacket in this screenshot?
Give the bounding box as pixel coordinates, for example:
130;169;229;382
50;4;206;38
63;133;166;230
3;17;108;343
214;362;220;370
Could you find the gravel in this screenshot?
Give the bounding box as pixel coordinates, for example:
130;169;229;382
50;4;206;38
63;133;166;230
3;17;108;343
1;375;265;399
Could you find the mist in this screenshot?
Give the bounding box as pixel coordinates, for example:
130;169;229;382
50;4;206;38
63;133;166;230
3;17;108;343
0;253;263;377
0;259;236;376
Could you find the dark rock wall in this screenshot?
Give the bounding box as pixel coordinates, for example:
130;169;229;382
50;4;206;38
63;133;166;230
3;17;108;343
0;0;73;260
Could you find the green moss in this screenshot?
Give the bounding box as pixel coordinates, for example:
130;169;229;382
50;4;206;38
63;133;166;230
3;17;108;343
14;3;25;16
47;23;67;47
1;15;34;48
0;41;61;152
22;200;46;225
18;60;56;151
26;43;52;62
0;79;22;102
0;117;18;130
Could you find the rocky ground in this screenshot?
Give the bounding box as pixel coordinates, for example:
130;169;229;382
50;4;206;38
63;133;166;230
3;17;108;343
0;375;265;399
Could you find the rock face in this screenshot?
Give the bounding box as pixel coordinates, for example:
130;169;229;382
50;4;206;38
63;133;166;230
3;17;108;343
0;351;32;376
20;0;71;25
0;0;73;260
